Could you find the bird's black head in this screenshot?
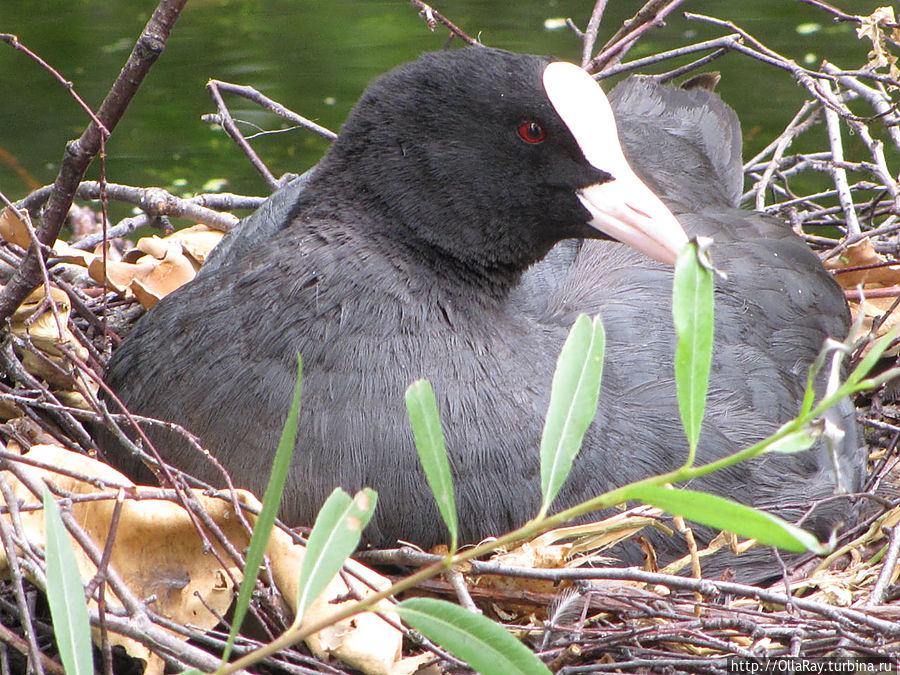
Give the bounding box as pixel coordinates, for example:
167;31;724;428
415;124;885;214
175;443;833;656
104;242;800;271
314;47;687;291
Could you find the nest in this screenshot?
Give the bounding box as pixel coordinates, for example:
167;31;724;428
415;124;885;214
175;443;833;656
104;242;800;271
0;1;899;673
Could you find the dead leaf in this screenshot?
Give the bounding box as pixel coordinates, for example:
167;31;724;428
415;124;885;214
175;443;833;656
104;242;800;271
84;226;222;306
0;445;404;675
857;7;900;78
130;246;197;309
270;529;402;674
11;286;77;357
51;240;97;267
473;507;664;617
121;228;223;267
8;286;95;401
0;398;23;421
88;257;156;295
851;295;900;343
824;239;900;347
824;238;900;288
121;234;168;261
151;224;223;267
0;207;33;249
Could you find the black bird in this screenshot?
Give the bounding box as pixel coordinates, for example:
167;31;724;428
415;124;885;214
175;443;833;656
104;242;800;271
100;48;861;582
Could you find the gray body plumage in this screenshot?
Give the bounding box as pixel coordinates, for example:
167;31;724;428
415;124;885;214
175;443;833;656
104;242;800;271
100;55;860;583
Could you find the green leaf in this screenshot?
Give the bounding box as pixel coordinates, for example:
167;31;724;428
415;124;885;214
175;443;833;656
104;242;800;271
43;487;94;675
765;426;817;454
406;379;458;551
624;485;826;553
799;360;819;418
397;597;551;675
539;313;605;517
846;325;899;389
223;354;303;663
672;240;715;463
293;487;377;623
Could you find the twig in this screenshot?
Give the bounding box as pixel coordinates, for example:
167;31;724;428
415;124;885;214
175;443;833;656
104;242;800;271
581;1;609;68
407;0;480;45
867;524;900;606
206;80;278;190
754;102;818;211
796;0;865;25
823;62;900;150
0;35;109;138
465;564;900;636
12;180;260;250
0;0;188;322
588;0;684;73
446;568;480;613
205;80;336;142
0;475;47;675
596;35;741;80
0;342;94;450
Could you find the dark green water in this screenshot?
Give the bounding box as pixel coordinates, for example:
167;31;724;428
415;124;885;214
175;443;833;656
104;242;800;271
0;0;887;213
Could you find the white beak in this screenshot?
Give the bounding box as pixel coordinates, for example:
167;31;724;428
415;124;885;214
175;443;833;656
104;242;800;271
543;61;688;265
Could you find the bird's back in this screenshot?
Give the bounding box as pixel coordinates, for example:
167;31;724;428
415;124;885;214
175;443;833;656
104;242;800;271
523;76;861;578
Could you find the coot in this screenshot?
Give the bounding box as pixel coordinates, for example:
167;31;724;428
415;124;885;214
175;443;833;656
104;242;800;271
100;48;861;582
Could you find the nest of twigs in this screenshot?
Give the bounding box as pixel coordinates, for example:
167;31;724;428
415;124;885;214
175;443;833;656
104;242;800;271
1;1;900;673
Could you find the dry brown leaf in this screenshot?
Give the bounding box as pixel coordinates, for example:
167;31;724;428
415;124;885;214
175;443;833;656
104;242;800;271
8;286;95;402
130;246;197;309
850;295;900;343
51;240;97;267
0;445;403;675
156;224;224;267
116;227;223;267
11;286;78;357
824;238;900;288
88;257;156;295
0;399;23;421
270;530;402;674
473;507;663;616
823;239;900;347
132;234;177;262
52;222;223;307
0;445;241;665
857;7;899;78
0;207;33;249
86;227;222;306
390;653;438;675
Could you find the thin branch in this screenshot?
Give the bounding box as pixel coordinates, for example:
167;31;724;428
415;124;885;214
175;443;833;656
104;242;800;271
588;0;684;73
754;102;818;211
0;0;188;322
206;80;278;190
581;1;609;68
821;79;862;235
867;524;900;606
596;34;741;80
796;0;866;25
205;80;336;142
407;0;480;45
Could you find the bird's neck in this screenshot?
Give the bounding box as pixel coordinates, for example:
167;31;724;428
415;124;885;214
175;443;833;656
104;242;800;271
297;167;538;308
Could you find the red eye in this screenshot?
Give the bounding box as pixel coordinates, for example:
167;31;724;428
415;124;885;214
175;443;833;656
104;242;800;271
518;121;547;144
